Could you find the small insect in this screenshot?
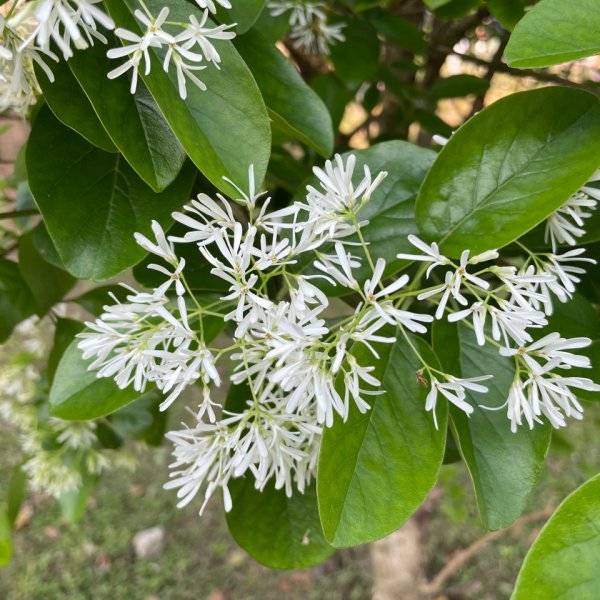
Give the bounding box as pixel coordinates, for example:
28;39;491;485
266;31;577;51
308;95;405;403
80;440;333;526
416;370;429;388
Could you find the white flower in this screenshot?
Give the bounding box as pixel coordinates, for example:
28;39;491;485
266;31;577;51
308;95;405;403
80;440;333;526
134;219;178;265
396;235;449;276
489;299;547;346
448;302;488;346
425;375;491;428
194;0;232;14
314;242;360;289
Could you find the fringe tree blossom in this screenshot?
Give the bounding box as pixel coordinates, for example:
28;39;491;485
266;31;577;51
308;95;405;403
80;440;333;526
267;0;345;55
0;0;235;113
77;154;600;516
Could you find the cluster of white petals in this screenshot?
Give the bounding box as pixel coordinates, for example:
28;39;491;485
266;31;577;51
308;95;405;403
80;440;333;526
267;0;345;55
0;0;234;113
78;154;600;515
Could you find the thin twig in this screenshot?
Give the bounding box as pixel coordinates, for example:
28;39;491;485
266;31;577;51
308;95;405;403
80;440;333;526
420;506;555;595
0;208;38;220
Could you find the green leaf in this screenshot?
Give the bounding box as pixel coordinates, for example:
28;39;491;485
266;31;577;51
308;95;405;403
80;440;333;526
434;322;551;530
416;88;600;257
330;20;380;89
0;505;12;568
433;0;482;18
6;466;27;527
512;474;600;600
368;11;427;54
487;0;527;30
505;0;600;68
427;74;490;100
227;478;333;569
294;141;436;288
235;30;334;157
18;229;76;316
35;58;116;153
47;318;85;386
105;0;271;195
49;339;144;420
58;475;99;524
68;36;186;192
216;0;265;34
27;106;196;280
318;335;447;547
311;73;352;131
543;293;600;403
0;257;36;343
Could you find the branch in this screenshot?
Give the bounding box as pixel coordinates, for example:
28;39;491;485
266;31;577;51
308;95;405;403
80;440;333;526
0;209;38;220
449;49;600;95
420;506;555;596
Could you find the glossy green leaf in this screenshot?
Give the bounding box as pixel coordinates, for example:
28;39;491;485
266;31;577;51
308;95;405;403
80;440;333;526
0;505;12;568
294;141;436;288
487;0;527;30
330;20;380;88
427;74;489;100
0;258;36;343
318;336;446;547
68;36;186;192
512;474;600;600
543;293;600;402
18;229;76;316
505;0;600;68
227;478;333;569
216;0;265;33
105;0;271;195
35;60;116;152
50;339;144;420
27;107;196;280
47;318;85;386
235;30;333;157
435;322;551;530
416;88;600;257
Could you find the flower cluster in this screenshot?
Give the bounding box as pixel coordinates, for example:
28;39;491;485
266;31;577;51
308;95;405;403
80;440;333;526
0;317;135;498
267;0;345;55
0;0;235;113
78;155;599;515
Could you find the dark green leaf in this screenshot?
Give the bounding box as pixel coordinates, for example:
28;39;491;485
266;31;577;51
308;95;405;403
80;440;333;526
227;478;333;569
427;74;490;100
318;335;446;547
68;36;186;191
330;20;380;89
434;0;482;18
50;339;145;420
368;11;427;54
32;222;65;270
48;318;85;386
435;322;551;530
310;73;352;131
487;0;527;30
512;474;600;600
35;58;116;153
235;30;334;157
105;0;271;195
505;0;600;68
18;229;76;316
0;258;36;343
27;107;196;280
216;0;265;33
416;88;600;257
